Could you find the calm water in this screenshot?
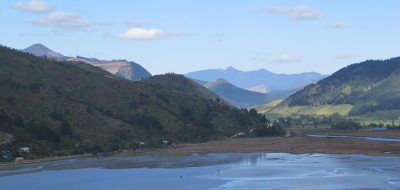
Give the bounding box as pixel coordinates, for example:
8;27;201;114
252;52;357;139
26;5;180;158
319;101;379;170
1;153;400;190
308;134;400;143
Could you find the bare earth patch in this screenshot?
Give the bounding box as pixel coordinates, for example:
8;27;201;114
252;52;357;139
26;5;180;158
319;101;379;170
159;130;400;156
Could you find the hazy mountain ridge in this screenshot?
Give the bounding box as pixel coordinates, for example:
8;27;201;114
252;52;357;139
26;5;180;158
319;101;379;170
200;78;294;108
23;44;151;81
186;66;325;91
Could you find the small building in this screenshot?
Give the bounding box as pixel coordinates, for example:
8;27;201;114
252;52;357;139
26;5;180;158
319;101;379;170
15;157;24;162
20;147;31;153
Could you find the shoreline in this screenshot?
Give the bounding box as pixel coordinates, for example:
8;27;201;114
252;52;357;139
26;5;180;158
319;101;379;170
1;130;400;170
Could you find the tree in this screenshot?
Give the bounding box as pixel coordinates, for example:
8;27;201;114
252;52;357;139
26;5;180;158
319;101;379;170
60;120;73;136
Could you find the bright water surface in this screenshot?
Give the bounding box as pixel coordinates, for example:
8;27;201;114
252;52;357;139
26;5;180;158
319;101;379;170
308;134;400;143
1;153;400;190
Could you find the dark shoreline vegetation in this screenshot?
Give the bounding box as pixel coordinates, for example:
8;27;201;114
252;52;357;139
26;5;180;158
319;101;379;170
0;46;284;162
268;113;400;130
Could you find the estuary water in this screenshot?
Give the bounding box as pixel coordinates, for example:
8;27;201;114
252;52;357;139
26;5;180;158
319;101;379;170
1;153;400;190
308;134;400;143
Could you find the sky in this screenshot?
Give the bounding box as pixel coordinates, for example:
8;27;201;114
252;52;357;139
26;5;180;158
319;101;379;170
1;0;399;75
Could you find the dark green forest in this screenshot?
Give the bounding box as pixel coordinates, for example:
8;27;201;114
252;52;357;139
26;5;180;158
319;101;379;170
0;46;280;161
278;57;400;116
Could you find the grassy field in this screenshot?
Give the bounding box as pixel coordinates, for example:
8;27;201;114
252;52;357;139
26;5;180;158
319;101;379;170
264;104;353;116
254;100;283;114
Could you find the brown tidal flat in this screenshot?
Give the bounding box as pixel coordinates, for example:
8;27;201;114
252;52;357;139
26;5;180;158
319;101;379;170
159;130;400;156
289;128;400;138
2;130;400;169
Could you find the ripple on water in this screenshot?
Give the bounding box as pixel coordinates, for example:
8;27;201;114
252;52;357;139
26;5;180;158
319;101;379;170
388;179;400;188
325;168;348;176
381;167;400;173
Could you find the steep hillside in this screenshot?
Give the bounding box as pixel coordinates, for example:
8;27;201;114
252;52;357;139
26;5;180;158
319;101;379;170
0;46;265;160
144;74;220;100
267;57;400;117
203;78;294;108
67;57;151;81
23;44;152;81
186;66;325;91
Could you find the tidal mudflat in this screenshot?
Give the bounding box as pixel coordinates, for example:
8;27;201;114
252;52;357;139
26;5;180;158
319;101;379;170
1;153;400;190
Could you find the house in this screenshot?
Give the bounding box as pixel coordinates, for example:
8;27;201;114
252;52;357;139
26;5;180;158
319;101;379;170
20;147;31;153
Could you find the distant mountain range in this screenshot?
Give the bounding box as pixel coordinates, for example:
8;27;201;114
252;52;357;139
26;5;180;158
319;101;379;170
260;57;400;118
186;66;326;91
22;44;290;108
186;66;325;108
198;78;294;108
22;44;151;81
0;46;265;159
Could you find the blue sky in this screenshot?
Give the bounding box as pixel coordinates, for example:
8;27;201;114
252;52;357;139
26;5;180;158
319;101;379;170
1;0;399;75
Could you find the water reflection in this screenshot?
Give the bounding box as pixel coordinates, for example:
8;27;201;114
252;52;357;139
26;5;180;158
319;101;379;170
1;153;400;190
209;153;400;189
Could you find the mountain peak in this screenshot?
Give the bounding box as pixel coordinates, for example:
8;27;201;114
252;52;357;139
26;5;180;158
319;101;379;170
26;43;50;51
23;43;64;59
226;66;239;71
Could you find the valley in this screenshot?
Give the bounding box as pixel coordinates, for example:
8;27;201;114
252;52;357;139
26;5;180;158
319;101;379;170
2;1;399;189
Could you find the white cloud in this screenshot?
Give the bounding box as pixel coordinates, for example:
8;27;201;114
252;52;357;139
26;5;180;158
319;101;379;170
31;11;91;29
12;0;52;13
327;21;347;28
266;5;323;21
273;53;301;63
118;27;183;40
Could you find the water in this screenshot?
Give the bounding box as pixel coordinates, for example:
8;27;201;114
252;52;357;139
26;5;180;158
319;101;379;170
308;134;400;143
1;153;400;190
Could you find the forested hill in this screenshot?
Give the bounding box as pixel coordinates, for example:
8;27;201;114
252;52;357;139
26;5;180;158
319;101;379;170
269;57;400;116
202;78;294;108
0;46;265;160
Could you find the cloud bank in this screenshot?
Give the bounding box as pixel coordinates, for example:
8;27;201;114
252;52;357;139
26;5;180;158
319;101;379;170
118;27;183;40
266;5;323;21
31;11;91;29
12;0;52;13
